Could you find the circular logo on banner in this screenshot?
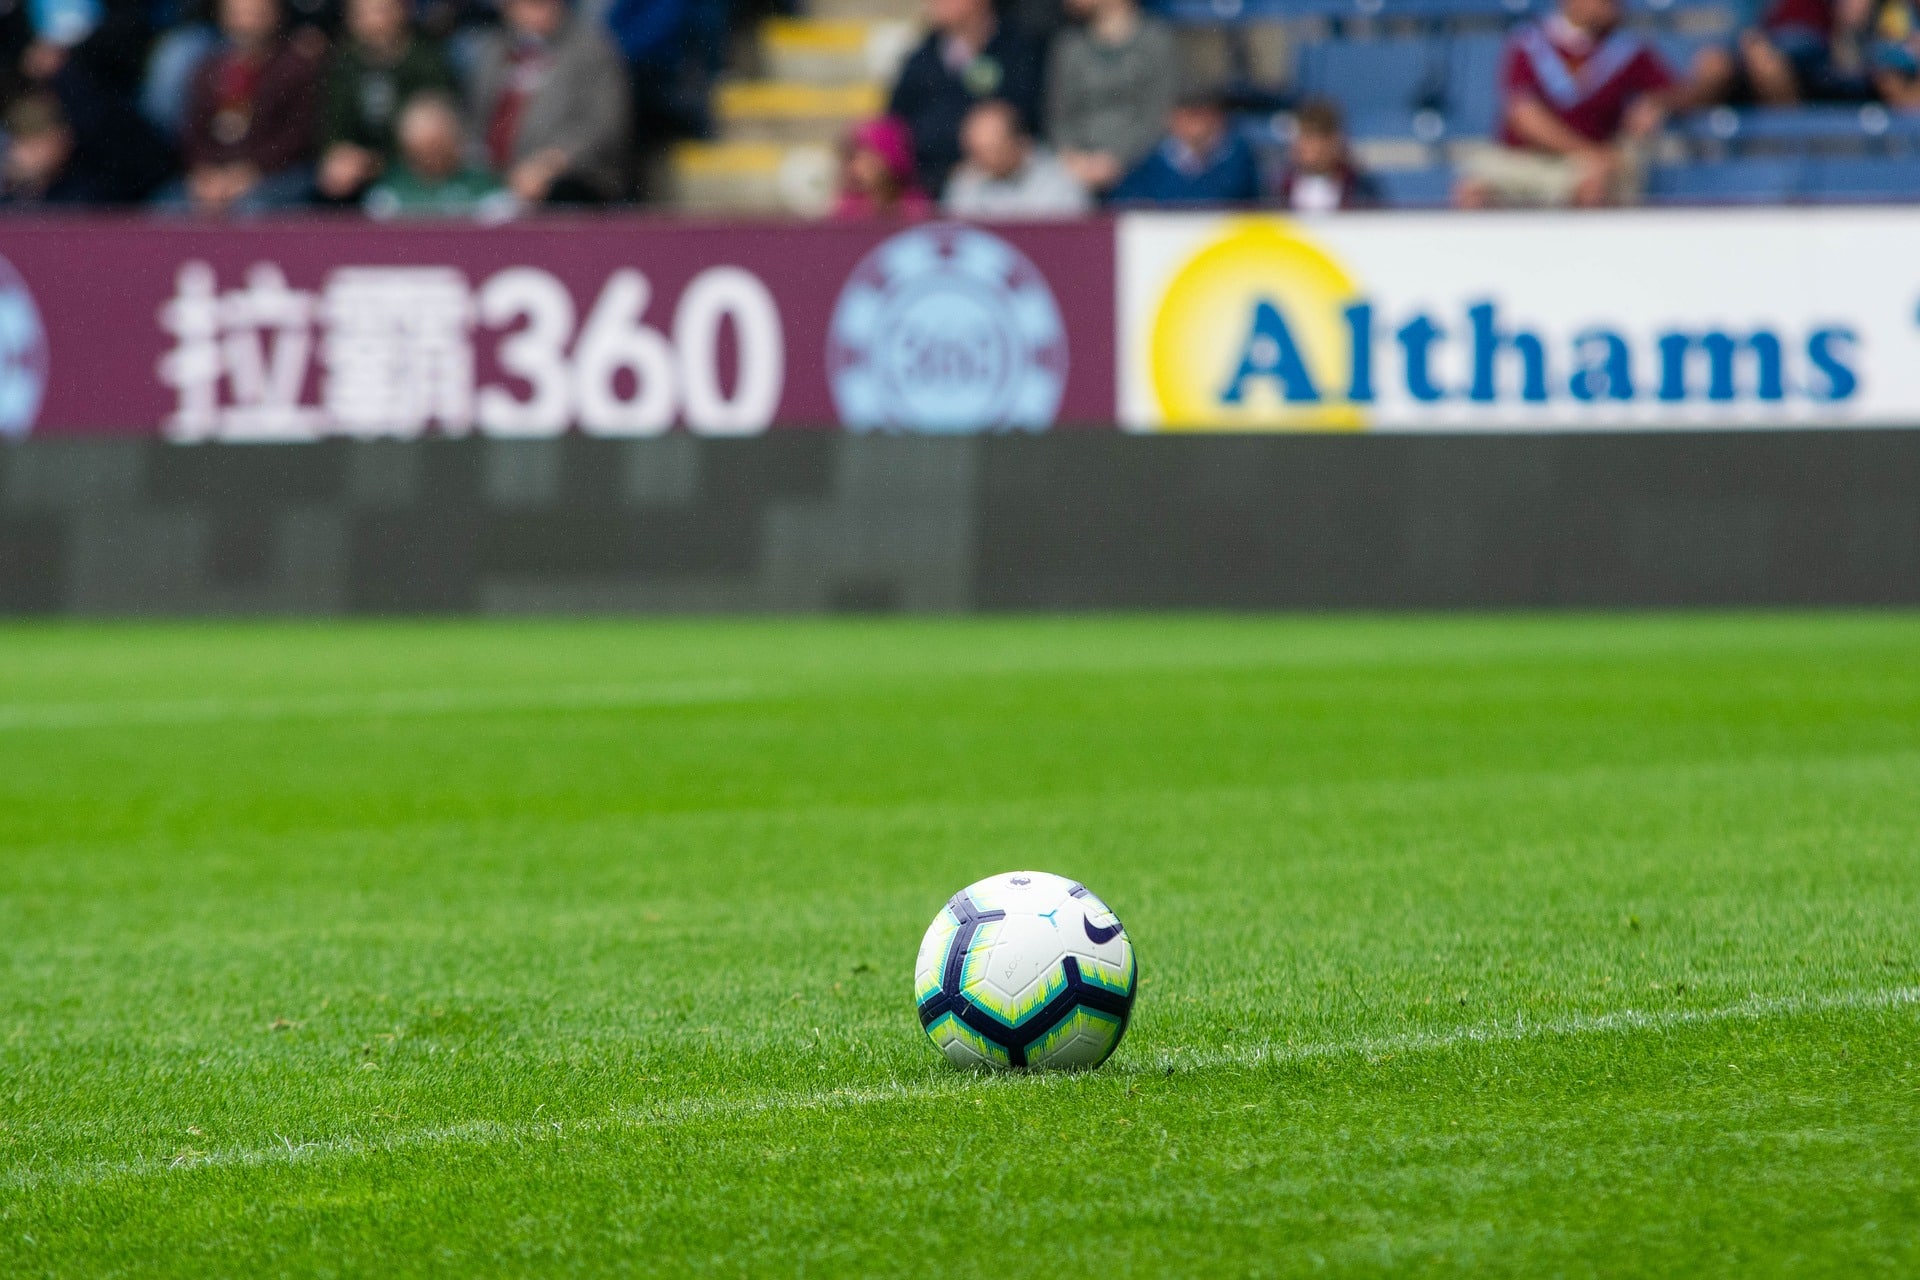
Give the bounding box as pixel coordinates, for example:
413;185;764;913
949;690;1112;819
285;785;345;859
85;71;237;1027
0;256;47;439
826;224;1067;433
1149;221;1367;432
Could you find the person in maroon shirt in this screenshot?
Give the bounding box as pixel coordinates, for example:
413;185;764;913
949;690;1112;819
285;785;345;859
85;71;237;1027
171;0;323;214
1692;0;1844;107
1456;0;1682;208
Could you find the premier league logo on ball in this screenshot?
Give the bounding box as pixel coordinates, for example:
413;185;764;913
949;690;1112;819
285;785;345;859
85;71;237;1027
826;224;1068;433
0;255;48;439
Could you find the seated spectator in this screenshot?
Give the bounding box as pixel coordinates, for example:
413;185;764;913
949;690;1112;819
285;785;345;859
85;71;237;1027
363;91;513;218
888;0;1046;194
316;0;458;203
1271;98;1378;212
1046;0;1177;195
469;0;630;205
0;93;93;203
1108;87;1261;205
832;116;933;219
1454;0;1678;209
169;0;324;214
1692;0;1847;106
142;8;224;139
12;31;175;202
944;98;1090;218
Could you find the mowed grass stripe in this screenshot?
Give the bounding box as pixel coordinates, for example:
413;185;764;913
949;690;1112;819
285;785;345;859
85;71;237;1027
11;985;1914;1195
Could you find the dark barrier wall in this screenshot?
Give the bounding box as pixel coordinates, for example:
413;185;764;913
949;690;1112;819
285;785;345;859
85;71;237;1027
2;432;1917;615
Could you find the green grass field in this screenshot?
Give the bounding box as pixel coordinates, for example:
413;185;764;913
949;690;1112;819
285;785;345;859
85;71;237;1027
3;615;1918;1276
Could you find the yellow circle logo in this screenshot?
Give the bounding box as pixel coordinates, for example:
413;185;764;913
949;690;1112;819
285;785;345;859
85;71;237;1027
1148;221;1369;431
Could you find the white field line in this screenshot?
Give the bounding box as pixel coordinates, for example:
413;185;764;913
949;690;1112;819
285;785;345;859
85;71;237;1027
8;985;1915;1194
0;680;761;731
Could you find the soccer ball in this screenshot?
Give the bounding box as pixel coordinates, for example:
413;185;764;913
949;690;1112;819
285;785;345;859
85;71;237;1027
914;871;1137;1070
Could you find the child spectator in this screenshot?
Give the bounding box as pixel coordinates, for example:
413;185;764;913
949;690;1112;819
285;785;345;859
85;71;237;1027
469;0;630;204
944;98;1090;218
1046;0;1178;196
315;0;458;203
888;0;1046;194
363;90;513;218
1271;98;1378;212
1691;0;1844;106
832;116;933;219
1108;88;1261;205
1455;0;1679;208
172;0;323;213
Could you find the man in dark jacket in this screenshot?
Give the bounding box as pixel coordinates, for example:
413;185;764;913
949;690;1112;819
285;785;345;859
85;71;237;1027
887;0;1045;194
175;0;322;213
315;0;457;202
1109;88;1260;205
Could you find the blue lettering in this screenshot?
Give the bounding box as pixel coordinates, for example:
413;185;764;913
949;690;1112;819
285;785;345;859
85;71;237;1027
1467;301;1549;403
1658;330;1785;402
1221;300;1319;405
1344;302;1374;404
1396;315;1447;403
1806;327;1858;401
1568;329;1634;402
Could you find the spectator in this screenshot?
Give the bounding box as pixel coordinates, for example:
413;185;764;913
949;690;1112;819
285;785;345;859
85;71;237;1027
12;26;174;201
832;115;933;219
607;0;704;200
142;4;223;139
1454;0;1678;208
1271;98;1378;212
1692;0;1845;106
170;0;323;214
1839;0;1920;107
469;0;630;205
316;0;457;203
363;90;513;218
0;92;93;203
888;0;1045;194
944;98;1090;217
1109;87;1260;205
1046;0;1177;195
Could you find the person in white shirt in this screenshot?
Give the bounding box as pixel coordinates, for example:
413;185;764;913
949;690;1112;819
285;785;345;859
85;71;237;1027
944;99;1093;219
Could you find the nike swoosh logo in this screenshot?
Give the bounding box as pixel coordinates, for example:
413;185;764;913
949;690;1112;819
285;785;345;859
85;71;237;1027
1083;916;1122;945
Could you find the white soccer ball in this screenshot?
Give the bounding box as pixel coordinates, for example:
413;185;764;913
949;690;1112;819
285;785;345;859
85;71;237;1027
914;870;1137;1070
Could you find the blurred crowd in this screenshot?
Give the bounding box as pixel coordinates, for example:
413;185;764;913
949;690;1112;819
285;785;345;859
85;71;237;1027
0;0;724;211
861;0;1920;217
4;0;1920;213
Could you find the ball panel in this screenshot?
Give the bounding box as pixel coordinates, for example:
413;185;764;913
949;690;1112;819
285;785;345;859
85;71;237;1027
1025;1005;1126;1070
915;906;961;1006
926;1011;1011;1069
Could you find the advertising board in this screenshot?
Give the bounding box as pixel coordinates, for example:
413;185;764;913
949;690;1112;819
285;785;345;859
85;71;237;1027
0;219;1114;439
1119;210;1917;432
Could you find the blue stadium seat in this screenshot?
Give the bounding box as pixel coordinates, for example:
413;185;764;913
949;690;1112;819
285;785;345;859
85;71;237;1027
1445;33;1507;138
1295;36;1446;116
1645;158;1805;204
1352;0;1537;18
1650;31;1722;77
1675;104;1920;149
1805;157;1920;202
1628;0;1736;17
1371;166;1456;206
1153;0;1349;21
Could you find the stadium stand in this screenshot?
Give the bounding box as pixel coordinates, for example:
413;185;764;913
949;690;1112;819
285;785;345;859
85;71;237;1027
0;0;1914;213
